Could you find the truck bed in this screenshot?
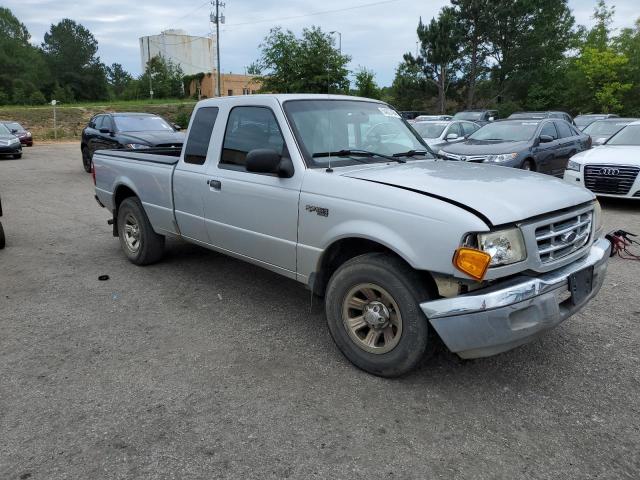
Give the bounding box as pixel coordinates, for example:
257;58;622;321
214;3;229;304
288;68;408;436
93;149;179;236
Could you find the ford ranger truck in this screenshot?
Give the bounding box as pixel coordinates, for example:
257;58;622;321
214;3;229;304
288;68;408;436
93;94;610;377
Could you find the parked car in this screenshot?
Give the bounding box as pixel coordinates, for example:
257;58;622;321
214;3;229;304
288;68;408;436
452;110;498;126
93;94;609;377
80;113;185;172
399;111;429;121
574;114;619;131
437;118;590;176
582;118;638;146
0;123;22;159
1;121;33;146
414;114;453;122
564;120;640;199
0;195;5;249
508;111;574;125
412;120;480;147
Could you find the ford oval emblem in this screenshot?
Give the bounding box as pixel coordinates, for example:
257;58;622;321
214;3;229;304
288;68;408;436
561;231;577;243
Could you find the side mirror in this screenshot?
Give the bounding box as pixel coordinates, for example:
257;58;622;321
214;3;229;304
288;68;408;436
488;116;495;122
173;123;182;131
10;129;18;134
246;149;294;178
445;133;459;141
539;134;554;143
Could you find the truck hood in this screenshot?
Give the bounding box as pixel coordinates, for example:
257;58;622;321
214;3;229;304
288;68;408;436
440;139;530;155
341;160;594;226
119;130;185;146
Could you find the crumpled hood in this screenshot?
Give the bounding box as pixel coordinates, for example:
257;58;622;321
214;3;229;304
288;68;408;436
341;160;594;226
440;139;531;155
119;130;185;146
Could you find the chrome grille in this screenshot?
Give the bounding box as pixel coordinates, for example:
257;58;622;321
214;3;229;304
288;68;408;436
584;164;639;195
442;152;487;162
535;211;592;263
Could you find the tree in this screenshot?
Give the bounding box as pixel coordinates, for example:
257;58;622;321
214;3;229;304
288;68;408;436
576;47;631;112
404;8;462;113
586;0;615;50
353;67;380;99
107;63;133;99
388;62;435;111
254;26;351;93
139;55;184;99
42;19;108;100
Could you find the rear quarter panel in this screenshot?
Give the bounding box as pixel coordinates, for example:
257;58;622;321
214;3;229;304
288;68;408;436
94;151;178;235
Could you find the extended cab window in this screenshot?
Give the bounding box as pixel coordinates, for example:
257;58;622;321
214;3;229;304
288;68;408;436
220;107;285;167
184;107;219;165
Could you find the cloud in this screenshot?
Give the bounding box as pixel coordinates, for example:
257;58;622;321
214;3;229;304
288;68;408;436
3;0;639;86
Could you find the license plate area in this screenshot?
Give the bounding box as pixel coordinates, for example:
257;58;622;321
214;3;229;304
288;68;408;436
568;266;594;305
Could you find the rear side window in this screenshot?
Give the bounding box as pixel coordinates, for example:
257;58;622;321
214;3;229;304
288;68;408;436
555;121;574;138
220;106;285;168
461;122;478;135
184;107;219;165
93;116;104;130
446;123;463;137
540;122;558;139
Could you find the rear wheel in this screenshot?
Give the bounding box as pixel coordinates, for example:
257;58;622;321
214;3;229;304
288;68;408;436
117;197;165;265
325;253;434;377
81;146;92;173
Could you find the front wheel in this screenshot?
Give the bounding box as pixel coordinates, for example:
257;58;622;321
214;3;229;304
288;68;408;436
117;197;165;265
325;253;434;377
521;159;534;171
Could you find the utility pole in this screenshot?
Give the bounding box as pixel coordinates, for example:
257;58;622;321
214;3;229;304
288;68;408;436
211;1;225;97
147;37;153;99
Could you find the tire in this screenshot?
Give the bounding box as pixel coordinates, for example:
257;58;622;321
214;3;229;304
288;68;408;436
81;146;92;173
0;221;5;249
521;159;534;171
116;197;165;265
325;253;434;377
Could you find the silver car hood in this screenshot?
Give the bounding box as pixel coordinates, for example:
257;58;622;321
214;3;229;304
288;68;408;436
341;160;594;226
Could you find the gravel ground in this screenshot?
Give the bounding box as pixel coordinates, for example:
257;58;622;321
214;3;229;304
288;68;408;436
1;143;639;480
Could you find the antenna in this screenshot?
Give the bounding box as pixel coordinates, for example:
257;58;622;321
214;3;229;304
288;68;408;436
326;61;333;173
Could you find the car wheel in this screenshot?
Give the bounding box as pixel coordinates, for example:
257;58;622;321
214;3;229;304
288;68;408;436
117;197;165;265
325;252;435;377
0;221;5;249
81;146;92;173
13;153;21;159
521;159;534;171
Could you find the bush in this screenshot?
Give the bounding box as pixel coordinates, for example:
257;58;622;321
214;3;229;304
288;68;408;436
28;91;46;105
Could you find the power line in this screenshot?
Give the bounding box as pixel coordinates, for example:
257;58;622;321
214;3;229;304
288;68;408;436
159;0;210;34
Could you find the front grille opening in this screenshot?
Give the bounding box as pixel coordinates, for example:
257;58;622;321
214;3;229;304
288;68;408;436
535;211;592;264
584;165;639;195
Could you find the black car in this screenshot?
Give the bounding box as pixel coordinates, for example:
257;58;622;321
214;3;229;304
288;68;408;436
452;109;498;126
80;113;185;172
0;123;22;159
508;111;574;125
1;121;33;146
437;118;591;177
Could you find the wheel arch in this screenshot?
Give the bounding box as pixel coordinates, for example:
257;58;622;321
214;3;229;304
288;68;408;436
111;183;140;237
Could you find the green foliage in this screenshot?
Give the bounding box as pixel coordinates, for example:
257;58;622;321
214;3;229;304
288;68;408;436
576;47;631;112
107;63;133;99
353;67;380;99
254;26;351;93
139;55;185;99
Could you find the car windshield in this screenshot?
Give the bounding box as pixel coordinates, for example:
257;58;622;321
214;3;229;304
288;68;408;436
113;115;174;132
575;116;602;128
469;121;539;141
605;125;640;146
453;112;482;120
583;120;632;136
283;100;432;166
4;122;24;132
0;123;11;135
413;122;447;138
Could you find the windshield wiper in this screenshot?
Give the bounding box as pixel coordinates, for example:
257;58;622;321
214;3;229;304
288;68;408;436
312;149;405;163
392;149;430;158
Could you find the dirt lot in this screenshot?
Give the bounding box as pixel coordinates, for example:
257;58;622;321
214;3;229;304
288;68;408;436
0;144;639;479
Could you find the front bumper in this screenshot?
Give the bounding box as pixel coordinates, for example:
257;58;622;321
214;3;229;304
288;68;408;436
0;144;21;154
421;238;611;359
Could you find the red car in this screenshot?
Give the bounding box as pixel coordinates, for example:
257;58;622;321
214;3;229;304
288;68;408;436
1;121;33;147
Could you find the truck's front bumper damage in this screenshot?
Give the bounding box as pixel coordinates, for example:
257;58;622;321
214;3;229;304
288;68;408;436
421;238;611;359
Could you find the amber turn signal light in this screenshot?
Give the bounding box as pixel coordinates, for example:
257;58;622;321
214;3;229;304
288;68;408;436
453;247;491;281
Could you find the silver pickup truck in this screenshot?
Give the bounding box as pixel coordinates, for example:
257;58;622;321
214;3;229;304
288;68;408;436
94;94;610;377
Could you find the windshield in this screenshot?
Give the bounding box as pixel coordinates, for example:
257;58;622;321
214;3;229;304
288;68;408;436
413;122;447;138
453;112;482;121
606;125;640;145
113;115;174;132
4;122;24;132
469;121;539;141
583;120;632;136
0;123;11;135
283;100;432;166
575;116;602;128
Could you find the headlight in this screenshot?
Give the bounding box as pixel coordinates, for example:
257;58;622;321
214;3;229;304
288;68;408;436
566;160;581;172
593;200;603;235
485;153;518;163
476;228;527;266
125;143;150;149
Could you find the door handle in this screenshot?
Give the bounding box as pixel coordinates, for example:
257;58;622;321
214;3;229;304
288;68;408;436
207;179;222;190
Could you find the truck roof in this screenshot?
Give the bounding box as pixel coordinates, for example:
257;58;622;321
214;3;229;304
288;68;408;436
197;93;385;106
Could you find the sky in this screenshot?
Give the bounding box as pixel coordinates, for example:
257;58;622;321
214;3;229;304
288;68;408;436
5;0;640;86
